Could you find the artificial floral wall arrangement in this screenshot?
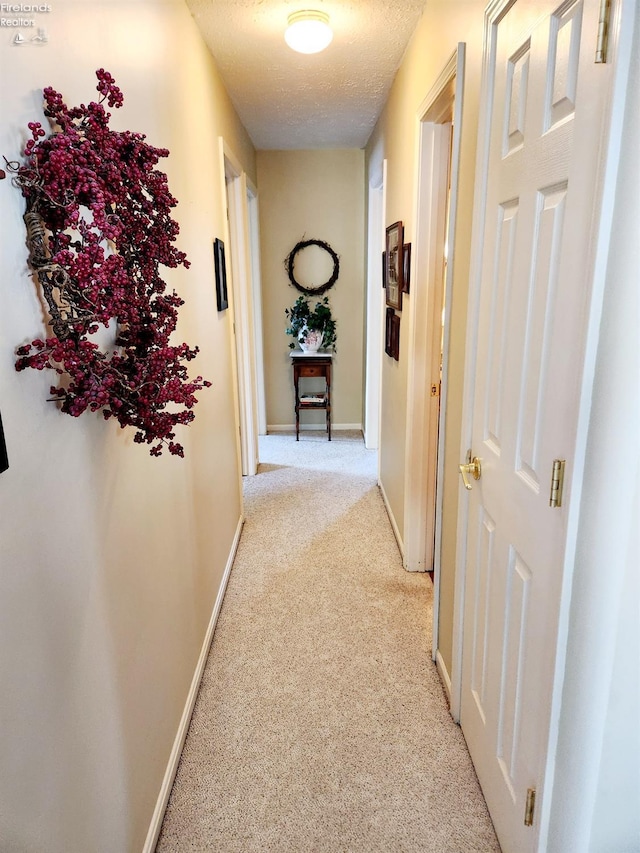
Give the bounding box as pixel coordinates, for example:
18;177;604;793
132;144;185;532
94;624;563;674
2;69;210;457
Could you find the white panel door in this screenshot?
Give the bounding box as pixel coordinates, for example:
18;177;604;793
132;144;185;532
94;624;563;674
459;0;614;850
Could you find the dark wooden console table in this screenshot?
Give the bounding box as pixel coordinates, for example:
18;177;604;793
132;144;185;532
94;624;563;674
290;352;333;441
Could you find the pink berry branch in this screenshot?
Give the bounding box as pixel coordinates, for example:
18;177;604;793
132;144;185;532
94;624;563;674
4;69;210;457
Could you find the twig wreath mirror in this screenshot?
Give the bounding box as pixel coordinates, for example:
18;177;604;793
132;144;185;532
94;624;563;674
285;238;340;295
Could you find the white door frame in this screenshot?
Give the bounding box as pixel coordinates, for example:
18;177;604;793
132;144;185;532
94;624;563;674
364;164;386;450
431;46;466;662
403;46;466;615
247;182;267;436
219;139;259;476
449;0;632;845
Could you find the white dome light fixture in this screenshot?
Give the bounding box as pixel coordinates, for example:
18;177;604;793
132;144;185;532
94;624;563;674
285;10;333;54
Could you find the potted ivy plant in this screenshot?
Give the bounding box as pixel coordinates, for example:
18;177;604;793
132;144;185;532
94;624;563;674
285;295;337;352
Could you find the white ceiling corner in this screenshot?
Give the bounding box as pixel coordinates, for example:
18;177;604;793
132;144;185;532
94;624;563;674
185;0;428;150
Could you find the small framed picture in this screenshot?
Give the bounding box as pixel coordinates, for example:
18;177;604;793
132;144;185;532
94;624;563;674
402;242;411;293
385;307;400;361
391;311;400;360
384;221;404;311
214;238;228;311
385;307;393;357
0;411;8;474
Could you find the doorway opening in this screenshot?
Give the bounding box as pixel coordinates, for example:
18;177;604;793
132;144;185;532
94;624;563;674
364;163;386;451
221;141;263;476
403;46;466;673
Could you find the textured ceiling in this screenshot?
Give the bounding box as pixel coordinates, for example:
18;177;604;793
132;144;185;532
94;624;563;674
185;0;428;150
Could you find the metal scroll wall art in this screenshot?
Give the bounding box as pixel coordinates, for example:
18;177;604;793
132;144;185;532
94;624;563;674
3;69;210;457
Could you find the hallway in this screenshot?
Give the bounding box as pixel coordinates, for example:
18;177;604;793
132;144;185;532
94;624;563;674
156;433;500;852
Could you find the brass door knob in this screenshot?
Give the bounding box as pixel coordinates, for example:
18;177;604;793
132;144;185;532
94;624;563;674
459;455;481;490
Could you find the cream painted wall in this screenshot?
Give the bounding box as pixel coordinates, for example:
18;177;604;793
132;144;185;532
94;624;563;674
0;2;254;851
256;149;365;430
365;1;486;672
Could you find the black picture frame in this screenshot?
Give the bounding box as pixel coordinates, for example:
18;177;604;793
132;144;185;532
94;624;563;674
385;307;393;356
214;238;228;311
0;410;8;474
402;242;411;293
385;308;400;361
384;221;404;311
391;312;400;360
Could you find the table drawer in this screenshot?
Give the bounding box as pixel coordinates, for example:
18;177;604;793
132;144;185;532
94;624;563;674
299;365;324;377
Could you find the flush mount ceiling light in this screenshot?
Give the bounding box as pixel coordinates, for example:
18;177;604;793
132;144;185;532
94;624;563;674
285;10;333;54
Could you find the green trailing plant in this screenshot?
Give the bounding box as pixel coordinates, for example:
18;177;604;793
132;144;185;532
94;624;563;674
285;295;337;351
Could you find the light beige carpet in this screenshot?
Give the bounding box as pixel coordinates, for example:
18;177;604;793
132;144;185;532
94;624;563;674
156;431;500;852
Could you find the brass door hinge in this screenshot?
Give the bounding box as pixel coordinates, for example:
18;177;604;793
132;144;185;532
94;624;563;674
595;0;611;63
549;459;565;508
524;787;536;826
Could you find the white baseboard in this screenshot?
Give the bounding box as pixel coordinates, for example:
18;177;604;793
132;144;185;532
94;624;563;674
378;480;404;558
142;514;244;853
435;649;452;706
267;423;363;433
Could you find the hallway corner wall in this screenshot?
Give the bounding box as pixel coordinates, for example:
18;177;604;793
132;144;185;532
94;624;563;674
0;2;255;851
364;0;486;674
256;149;365;432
